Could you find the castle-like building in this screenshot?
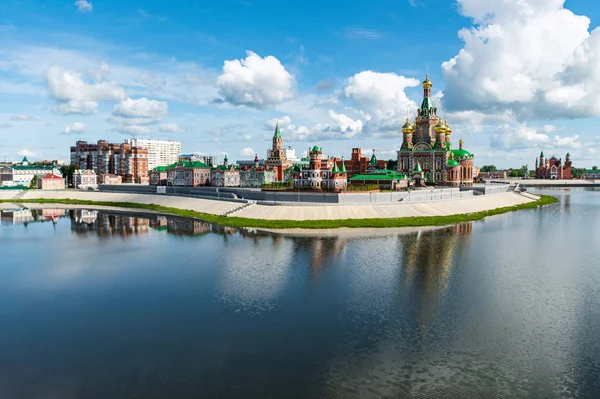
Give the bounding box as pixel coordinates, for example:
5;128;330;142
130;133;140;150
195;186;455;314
292;146;348;191
397;74;474;187
535;151;572;179
263;124;292;181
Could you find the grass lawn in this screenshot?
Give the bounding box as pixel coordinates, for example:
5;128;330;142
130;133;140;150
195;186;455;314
0;195;558;230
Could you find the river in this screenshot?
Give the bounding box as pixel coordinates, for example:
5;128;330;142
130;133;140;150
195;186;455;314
0;188;598;398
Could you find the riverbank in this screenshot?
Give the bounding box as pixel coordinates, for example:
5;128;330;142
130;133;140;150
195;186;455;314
0;190;558;229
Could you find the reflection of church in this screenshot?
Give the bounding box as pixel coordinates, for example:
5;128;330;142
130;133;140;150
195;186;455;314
397;74;474;187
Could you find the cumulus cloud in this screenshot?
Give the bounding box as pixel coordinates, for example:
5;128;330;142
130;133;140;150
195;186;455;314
443;0;600;120
88;61;109;82
47;65;125;114
115;125;150;136
491;124;582;151
265;113;362;141
216;51;295;108
158;123;185;133
240;147;255;157
18;149;36;157
328;110;363;137
74;0;92;13
10;114;36;121
112;97;168;119
62;122;85;135
265;115;292;129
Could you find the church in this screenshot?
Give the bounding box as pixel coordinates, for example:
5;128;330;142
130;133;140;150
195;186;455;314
535;151;572;179
397;74;474;187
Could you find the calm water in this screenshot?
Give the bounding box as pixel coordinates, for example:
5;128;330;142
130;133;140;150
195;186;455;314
0;189;599;398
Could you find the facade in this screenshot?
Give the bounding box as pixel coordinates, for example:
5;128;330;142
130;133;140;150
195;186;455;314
70;141;149;184
150;166;168;186
584;169;600;180
240;155;276;187
166;162;212;187
292;146;348;191
479;171;508;180
349;169;408;190
343;148;371;177
397;74;474;187
535;152;572;179
99;174;123;184
1;157;61;187
211;156;240;187
125;139;181;170
38;174;65;190
73;169;97;188
263;125;292;181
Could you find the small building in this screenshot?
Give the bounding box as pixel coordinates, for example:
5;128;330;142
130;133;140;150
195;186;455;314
73;169;97;189
292;146;348;191
479;171;508;180
38;174;65;190
211;156;240;187
349;169;408;190
166;161;212;187
584;169;600;180
240;155;276;188
3;157;62;187
150;166;168;186
99;174;123;185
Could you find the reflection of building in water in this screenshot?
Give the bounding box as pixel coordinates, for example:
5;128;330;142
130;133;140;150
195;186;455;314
166;218;211;236
70;211;150;237
1;208;68;225
290;237;348;276
74;210;98;224
400;222;473;328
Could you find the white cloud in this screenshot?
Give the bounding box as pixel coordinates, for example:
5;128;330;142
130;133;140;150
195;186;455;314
0;123;13;129
443;0;600;119
265;115;292;129
18;149;36;158
240;147;255;157
217;51;295;108
115;125;150;136
47;65;125;114
158;123;185;133
88;61;110;82
62;122;85;135
328;110;363;137
74;0;92;13
57;100;98;115
112;97;168;119
10;114;36;121
491;124;582;151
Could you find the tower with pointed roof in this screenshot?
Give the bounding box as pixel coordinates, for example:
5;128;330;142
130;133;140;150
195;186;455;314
397;70;474;187
264;123;291;181
535;150;572;179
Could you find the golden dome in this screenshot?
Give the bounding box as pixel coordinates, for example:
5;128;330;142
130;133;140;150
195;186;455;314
444;119;452;135
422;73;432;89
402;116;414;133
434;119;446;133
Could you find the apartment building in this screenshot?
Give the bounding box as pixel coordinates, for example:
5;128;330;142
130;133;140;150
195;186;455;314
125;139;181;169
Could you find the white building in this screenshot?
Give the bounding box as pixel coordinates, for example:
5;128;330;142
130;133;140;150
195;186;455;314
266;146;299;163
125;139;181;170
73;169;98;189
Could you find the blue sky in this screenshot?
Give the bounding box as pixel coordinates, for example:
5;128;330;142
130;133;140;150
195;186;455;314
1;0;599;168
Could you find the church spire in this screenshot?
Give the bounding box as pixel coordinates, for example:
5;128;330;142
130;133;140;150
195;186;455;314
421;68;433;112
273;123;281;139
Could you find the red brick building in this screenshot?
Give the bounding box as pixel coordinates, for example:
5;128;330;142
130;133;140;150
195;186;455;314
535;151;572;179
70;140;149;184
263;125;291;182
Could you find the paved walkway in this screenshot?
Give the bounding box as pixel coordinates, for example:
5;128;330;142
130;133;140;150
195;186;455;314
0;190;538;221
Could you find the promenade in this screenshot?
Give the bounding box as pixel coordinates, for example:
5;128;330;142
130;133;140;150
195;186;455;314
0;190;538;221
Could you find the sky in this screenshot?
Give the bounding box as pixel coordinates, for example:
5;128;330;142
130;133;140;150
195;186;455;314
1;0;600;168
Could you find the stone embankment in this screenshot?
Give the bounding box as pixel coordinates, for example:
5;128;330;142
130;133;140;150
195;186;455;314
0;189;539;221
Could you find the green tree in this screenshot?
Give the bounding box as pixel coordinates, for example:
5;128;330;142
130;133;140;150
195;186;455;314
29;175;39;189
481;165;498;172
60;165;80;187
593;166;598;170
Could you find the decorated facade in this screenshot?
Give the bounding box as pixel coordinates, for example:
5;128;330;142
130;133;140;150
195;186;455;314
240;155;276;188
211;156;240;187
397;74;474;187
263;124;292;182
292;146;348;191
535;152;572;179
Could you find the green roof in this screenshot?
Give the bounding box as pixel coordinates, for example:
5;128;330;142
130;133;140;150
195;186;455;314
451;149;473;159
421;96;433;110
447;160;460;167
11;165;56;171
153;166;168;172
22;156;29;163
332;161;340;173
370;152;377;165
413;163;423;173
311;145;320;152
169;161;211;169
340;159;347;173
274;124;281;139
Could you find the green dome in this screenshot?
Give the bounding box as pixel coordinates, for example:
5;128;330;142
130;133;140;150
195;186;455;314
451;149;473;159
447;160;460;167
311;145;320;152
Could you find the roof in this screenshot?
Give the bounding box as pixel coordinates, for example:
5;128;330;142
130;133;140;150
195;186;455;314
340;159;347;173
274;124;281;139
350;171;407;181
41;174;63;180
413;163;423;173
11;165;56;171
153;166;168;172
169;161;211;169
332;161;340;173
311;145;320;152
447;160;460;167
451;149;473;159
22;156;29;163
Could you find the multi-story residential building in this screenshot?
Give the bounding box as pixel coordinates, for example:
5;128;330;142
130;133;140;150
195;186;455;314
292;146;348;191
240;155;276;187
211;156;240;187
178;153;215;166
73;169;97;188
0;157;61;187
70;141;149;184
165;161;212;186
125;139;181;170
38;174;65;190
535;152;572;179
397;73;474;187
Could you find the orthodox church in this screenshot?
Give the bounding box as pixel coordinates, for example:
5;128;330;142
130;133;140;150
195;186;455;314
397;74;474;187
535;151;572;179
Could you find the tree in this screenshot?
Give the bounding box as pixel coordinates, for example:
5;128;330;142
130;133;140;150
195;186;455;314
481;165;498;172
593;166;598;170
29;175;39;189
60;165;80;187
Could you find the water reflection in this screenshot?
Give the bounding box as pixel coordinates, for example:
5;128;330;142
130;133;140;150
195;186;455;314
0;208;67;225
